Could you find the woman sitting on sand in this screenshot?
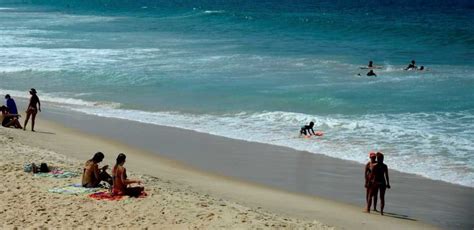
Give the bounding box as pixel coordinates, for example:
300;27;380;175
112;153;144;197
82;152;112;188
0;105;22;129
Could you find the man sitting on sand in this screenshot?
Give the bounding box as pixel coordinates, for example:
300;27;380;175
0;105;22;129
112;153;144;197
82;152;112;188
366;152;391;215
364;152;378;212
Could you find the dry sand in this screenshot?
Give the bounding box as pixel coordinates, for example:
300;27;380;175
0;118;437;229
0;128;330;229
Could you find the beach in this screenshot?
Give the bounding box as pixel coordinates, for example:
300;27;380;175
3;106;454;229
1;123;332;229
1;1;473;229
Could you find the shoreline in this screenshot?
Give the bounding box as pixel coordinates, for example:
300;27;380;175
0;104;447;229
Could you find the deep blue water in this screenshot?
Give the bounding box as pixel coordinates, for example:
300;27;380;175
0;0;473;186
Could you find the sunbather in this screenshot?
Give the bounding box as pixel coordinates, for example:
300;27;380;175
82;152;112;188
112;153;144;197
0;105;22;129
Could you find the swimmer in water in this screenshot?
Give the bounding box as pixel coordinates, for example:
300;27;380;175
367;70;377;77
405;60;417;70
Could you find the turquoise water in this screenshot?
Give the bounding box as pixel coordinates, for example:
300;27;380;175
0;0;473;186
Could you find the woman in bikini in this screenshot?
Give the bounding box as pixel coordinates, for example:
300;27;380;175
82;152;112;188
112;153;144;197
366;152;391;215
23;88;41;132
364;152;378;212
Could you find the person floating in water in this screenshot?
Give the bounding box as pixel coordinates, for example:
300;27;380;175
300;121;316;136
368;60;374;68
367;70;377;77
360;60;382;69
418;66;425;71
405;60;417;70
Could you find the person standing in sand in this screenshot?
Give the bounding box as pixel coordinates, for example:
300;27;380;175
366;152;391;215
23;88;41;132
82;152;112;188
112;153;144;197
364;152;378;211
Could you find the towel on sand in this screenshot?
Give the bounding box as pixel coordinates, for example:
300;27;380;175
35;170;78;178
89;191;147;201
89;191;124;201
49;184;101;195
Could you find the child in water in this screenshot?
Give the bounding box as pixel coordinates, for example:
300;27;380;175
300;121;316;136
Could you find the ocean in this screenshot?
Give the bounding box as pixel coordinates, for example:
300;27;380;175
0;0;473;187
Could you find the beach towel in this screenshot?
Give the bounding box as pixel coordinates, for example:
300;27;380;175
34;170;78;178
89;191;124;201
49;184;101;195
89;191;147;201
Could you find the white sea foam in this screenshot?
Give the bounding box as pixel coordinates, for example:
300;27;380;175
2;88;472;188
5;91;464;187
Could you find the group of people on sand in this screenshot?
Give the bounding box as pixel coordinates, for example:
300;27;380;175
362;60;426;77
364;152;390;215
82;152;144;197
1;88;41;131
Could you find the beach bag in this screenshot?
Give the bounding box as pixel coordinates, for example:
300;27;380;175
40;163;50;173
23;163;33;172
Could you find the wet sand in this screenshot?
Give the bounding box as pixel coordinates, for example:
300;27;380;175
5;102;473;229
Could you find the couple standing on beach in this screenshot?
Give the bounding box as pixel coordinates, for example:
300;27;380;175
365;152;390;215
1;88;41;131
82;152;144;197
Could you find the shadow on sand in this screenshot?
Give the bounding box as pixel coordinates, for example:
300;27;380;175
34;130;56;135
382;211;417;221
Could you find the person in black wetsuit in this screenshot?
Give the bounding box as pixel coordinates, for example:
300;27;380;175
23;88;41;132
367;70;377;77
405;60;417;70
299;121;316;136
368;61;373;68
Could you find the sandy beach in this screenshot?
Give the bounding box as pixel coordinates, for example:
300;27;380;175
0;126;332;229
1;106;449;229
